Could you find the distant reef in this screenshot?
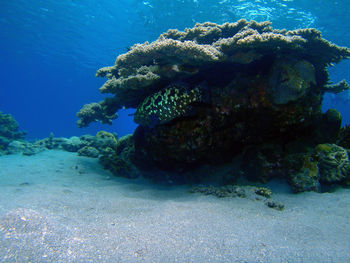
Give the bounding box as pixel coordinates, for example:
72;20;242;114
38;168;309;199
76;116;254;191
5;20;350;193
0;111;26;151
1;131;142;179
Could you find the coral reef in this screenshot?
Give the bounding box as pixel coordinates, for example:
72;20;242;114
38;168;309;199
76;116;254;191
77;102;118;128
98;134;141;179
61;136;85;152
77;146;100;158
2;131;119;158
5;140;43;156
0;111;26;152
283;152;321;193
315;144;350;183
324;79;350;94
337;125;350;149
282;143;350;192
269;59;316;105
316;109;342;143
242;144;283;183
78;19;350;127
75;20;350;192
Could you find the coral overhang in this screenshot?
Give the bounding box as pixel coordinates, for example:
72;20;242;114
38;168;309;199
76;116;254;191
77;19;350;178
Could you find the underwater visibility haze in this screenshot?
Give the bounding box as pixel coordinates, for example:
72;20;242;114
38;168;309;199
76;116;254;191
1;0;350;262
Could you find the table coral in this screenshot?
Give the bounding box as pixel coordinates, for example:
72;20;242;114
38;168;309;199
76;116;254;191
77;20;350;186
78;20;350;128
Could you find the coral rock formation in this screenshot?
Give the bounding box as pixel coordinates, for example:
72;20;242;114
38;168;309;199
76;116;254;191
0;111;26;153
77;20;350;191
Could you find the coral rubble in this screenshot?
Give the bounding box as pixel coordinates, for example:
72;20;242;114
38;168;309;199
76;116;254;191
190;184;284;210
77;20;350;192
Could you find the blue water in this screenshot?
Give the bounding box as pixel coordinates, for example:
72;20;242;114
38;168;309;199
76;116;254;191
1;0;349;140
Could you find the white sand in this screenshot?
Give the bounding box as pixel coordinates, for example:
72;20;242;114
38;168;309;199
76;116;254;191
0;150;349;262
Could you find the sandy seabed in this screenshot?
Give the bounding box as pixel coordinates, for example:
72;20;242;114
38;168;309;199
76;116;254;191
0;150;349;263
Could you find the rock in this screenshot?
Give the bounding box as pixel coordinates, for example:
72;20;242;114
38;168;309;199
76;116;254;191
314;109;343;144
79;134;96;145
92;131;118;149
61;136;85;152
265;200;285;211
254;187;272;198
315;144;350;183
0;111;26;151
37;133;66;150
98;134;142;179
99;153;134;178
6;140;44;156
269;59;316;105
242;144;283;183
5;140;27;154
77;146;99;158
284;153;321;193
190;185;247;198
0;136;11;151
337;125;350;149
